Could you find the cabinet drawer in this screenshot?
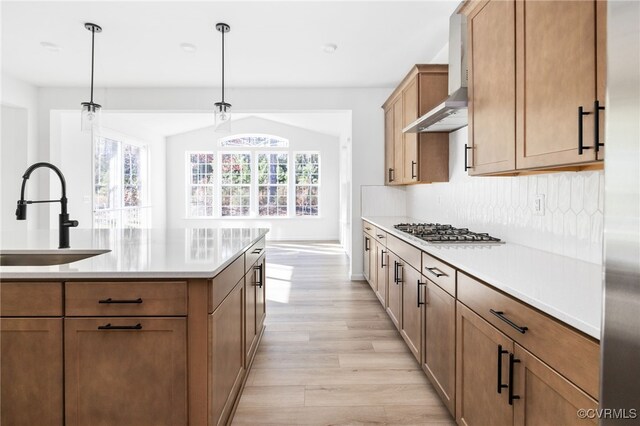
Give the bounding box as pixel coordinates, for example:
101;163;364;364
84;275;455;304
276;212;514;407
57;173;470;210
65;281;187;316
1;282;63;317
387;234;421;271
210;255;245;313
457;272;600;399
373;228;387;246
421;252;456;296
245;237;266;272
362;221;375;237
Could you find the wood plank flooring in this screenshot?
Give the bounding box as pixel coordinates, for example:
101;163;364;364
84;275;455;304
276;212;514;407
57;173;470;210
232;242;455;425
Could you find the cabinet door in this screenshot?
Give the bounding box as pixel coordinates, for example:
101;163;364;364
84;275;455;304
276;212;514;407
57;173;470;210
423;280;456;416
468;0;516;175
516;0;600;168
386;252;402;330
513;344;597;426
255;255;266;338
363;234;371;283
456;302;513;426
403;78;419;183
384;106;395;185
368;239;378;293
64;317;187;426
375;244;388;307
245;272;257;363
400;264;422;361
209;282;245;426
1;318;63;426
393;98;404;184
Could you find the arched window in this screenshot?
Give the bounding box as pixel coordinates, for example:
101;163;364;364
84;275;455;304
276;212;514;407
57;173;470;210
219;134;289;148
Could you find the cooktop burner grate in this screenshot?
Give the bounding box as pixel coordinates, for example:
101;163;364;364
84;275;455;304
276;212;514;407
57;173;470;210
394;223;503;244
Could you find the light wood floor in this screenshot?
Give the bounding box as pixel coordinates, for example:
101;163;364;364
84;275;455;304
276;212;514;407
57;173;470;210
232;242;456;425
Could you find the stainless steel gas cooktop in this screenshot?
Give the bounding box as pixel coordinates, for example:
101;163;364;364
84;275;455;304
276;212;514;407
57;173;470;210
394;223;503;244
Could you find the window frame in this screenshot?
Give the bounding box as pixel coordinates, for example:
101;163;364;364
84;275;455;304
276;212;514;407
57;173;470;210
218;150;253;218
293;151;321;218
257;151;290;218
185;151;216;219
92;131;151;229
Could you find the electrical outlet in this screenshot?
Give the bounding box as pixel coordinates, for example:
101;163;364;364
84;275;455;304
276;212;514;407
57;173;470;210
534;194;545;216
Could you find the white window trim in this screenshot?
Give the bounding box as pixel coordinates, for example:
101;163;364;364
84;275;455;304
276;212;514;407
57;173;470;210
185;151;216;219
257;151;290;218
294;151;321;218
219;150;253;218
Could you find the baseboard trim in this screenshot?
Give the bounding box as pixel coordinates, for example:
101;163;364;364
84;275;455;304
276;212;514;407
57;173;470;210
350;274;365;281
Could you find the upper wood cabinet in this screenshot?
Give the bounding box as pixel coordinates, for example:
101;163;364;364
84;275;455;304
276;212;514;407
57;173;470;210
463;0;606;175
383;65;450;185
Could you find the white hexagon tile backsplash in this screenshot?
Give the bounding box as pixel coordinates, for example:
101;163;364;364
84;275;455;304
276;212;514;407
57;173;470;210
404;171;605;264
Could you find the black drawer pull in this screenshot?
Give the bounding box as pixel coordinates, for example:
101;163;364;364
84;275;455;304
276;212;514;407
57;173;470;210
98;298;143;304
490;309;528;334
376;234;385;239
425;266;447;278
98;323;142;330
508;353;521;405
252;248;263;254
497;344;509;394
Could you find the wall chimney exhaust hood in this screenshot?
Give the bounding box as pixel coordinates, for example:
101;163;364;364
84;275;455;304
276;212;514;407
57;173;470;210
404;10;468;134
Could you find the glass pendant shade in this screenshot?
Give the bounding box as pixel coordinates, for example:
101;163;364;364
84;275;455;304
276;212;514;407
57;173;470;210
214;101;231;132
81;102;101;133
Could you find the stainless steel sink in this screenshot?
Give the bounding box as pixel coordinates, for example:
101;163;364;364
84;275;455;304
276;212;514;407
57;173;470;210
0;249;111;266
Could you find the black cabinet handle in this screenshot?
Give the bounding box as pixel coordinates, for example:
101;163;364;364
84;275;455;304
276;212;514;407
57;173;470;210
365;226;372;231
490;309;528;334
364;237;370;252
252;248;263;254
388;168;394;182
411;161;417;179
594;100;605;153
394;261;403;285
380;250;386;268
497;344;509;394
425;266;447;278
464;144;473;171
508;353;521;405
376;234;385;239
254;264;263;288
98;298;143;304
98;323;142;330
417;280;426;307
578;106;592;155
393;261;398;283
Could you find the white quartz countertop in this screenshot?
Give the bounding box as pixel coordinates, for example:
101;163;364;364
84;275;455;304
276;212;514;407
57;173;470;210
0;227;269;280
363;216;603;339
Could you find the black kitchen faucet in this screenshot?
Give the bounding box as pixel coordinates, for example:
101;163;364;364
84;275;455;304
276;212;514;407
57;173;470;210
16;162;79;249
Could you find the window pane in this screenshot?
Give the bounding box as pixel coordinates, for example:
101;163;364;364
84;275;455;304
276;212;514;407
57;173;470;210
220;134;289;147
187;152;215;217
220;152;251;217
295;153;319;216
258;153;288;217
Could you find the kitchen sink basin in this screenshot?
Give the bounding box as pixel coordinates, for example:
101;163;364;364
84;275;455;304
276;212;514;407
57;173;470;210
0;249;111;266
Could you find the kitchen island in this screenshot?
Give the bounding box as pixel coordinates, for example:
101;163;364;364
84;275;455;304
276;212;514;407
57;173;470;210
0;227;268;426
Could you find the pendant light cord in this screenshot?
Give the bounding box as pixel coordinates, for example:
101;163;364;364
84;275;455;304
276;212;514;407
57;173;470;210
90;27;95;104
221;28;225;103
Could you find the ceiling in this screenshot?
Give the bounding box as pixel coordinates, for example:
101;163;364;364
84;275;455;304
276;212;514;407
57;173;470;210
101;111;351;138
1;1;457;88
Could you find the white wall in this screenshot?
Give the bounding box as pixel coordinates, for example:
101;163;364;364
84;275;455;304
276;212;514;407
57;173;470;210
166;116;340;240
1;74;39;231
403;127;605;264
35;86;390;276
50;111;167;230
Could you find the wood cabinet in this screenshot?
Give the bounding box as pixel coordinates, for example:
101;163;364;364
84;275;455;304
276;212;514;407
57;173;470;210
513;344;597;426
255;255;266;341
423;279;456;416
456;302;513;426
464;0;606;175
246;254;266;366
209;281;245;426
1;318;63;426
400;264;423;361
386;252;402;329
383;65;450;185
64;317;187;426
375;241;388;306
363;233;372;283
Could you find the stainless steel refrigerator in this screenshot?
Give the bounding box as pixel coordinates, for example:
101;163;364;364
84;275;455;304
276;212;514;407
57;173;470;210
600;0;640;423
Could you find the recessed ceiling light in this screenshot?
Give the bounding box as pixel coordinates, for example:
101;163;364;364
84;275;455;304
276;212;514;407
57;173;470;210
40;41;61;52
180;43;197;53
322;43;338;54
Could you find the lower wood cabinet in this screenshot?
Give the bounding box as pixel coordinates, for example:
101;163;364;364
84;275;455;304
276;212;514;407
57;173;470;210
64;317;187;426
400;264;422;361
375;242;387;305
513;344;597;426
1;318;63;426
363;233;372;283
255;255;266;341
423;279;456;416
386;252;402;329
245;254;266;366
456;302;514;426
209;281;245;426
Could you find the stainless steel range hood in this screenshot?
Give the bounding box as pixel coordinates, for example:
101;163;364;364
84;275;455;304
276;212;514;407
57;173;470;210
404;11;468;133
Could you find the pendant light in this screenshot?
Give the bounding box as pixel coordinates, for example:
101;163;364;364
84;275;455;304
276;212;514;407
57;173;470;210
214;23;231;131
81;23;102;132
